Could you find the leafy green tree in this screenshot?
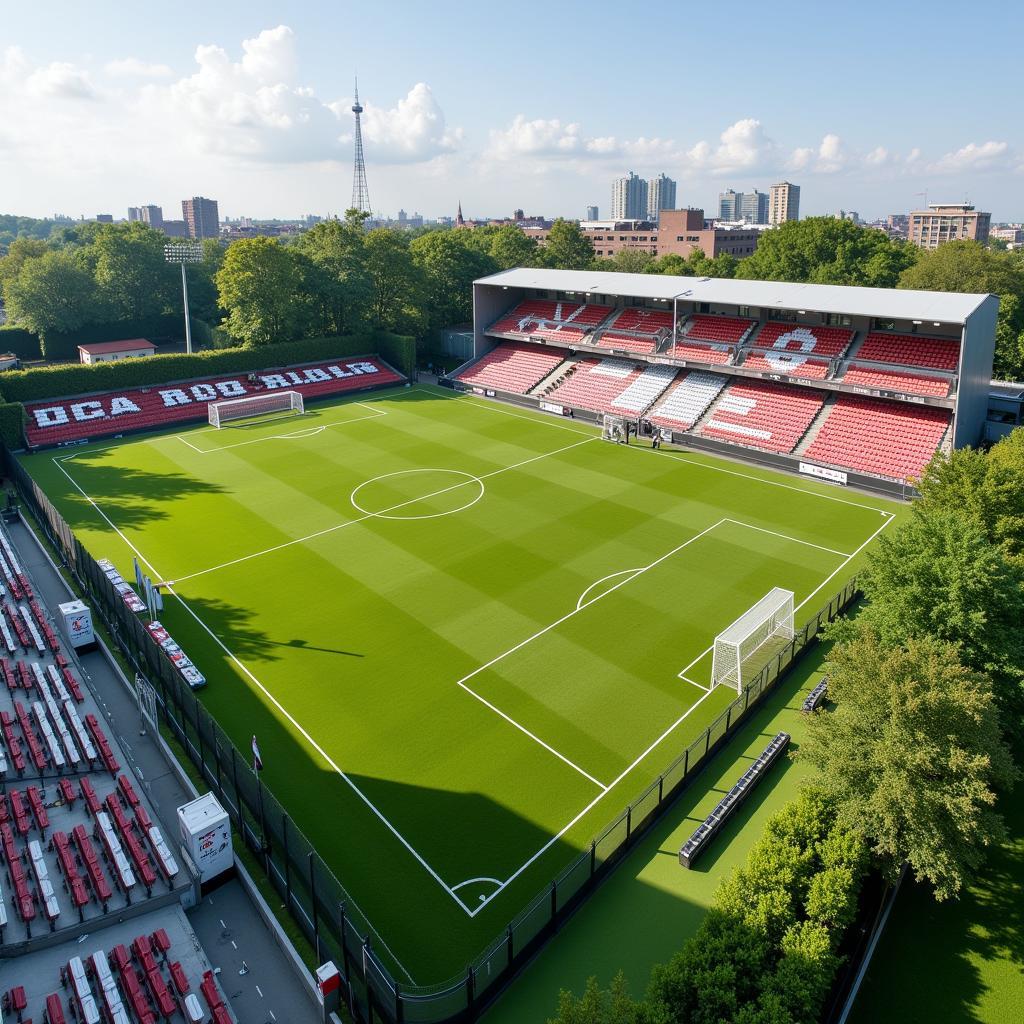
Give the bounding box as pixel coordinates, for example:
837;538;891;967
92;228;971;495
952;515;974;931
216;236;316;345
598;249;657;274
0;237;49;288
182;238;226;326
549;974;638;1024
736;217;916;287
540;218;594;270
3;248;98;335
898;240;1024;380
410;230;498;328
489;224;539;270
653;253;692;276
362;228;428;336
855;504;1024;721
92;222;175;321
293;216;371;335
801;627;1017;899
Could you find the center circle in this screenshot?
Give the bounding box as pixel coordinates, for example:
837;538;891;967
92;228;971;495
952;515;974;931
350;469;485;521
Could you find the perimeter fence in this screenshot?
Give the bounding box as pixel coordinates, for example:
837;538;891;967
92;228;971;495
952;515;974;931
8;450;860;1023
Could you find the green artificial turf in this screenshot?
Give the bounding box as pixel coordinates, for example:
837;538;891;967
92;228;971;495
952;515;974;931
19;384;899;983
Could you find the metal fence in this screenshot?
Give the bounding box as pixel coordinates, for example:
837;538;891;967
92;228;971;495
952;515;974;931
8;451;860;1023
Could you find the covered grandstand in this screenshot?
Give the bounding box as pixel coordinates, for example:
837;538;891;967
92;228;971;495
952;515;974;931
454;268;998;496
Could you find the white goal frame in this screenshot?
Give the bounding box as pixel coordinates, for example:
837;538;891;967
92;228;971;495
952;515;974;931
711;588;795;693
208;390;305;428
601;414;629;443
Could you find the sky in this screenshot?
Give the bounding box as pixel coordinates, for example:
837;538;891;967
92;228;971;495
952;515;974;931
1;0;1021;223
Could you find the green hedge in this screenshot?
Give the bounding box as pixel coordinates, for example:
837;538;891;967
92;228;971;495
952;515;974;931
0;326;42;361
39;314;189;362
0;333;415;404
0;402;26;449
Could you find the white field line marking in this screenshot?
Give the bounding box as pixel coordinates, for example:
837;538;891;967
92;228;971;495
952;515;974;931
451;876;502;893
576;568;643;611
50;455;444;957
467;685;720;917
436;387;898;515
166;436;596;585
457;681;609;790
721;518;852;558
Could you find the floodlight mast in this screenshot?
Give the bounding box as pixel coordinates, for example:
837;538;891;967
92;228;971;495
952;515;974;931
164;241;203;354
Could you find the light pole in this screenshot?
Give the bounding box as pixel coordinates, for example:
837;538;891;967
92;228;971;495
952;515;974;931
164;241;203;354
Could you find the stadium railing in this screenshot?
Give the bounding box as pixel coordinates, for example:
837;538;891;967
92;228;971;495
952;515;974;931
7;449;861;1024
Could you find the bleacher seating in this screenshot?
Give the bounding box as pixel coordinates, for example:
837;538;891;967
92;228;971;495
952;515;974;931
855;331;960;370
24;357;404;448
699;380;825;453
488;299;559;334
679;732;790;869
741;351;831;380
592;333;657;354
489;300;613;340
455;342;567;395
609;364;678;414
683;314;755;345
544;358;657;415
803;396;951;481
608;307;674;336
750;322;855;359
648;371;728;432
841;364;951;397
668;340;733;365
801;677;829;714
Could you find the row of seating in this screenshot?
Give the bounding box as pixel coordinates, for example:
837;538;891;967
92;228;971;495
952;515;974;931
699;380;825;454
24;357;404;448
667;340;733;365
741;351;831;380
609;307;674;336
801;677;829;714
591;332;658;354
684;314;755;345
648;371;729;432
455;342;567;395
543;358;650;415
840;364;951;397
751;322;855;359
857;331;960;370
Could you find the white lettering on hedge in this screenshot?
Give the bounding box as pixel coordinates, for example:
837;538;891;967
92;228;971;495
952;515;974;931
160;389;192;407
34;406;69;428
110;397;141;417
216;380;246;397
190;383;217;402
71;401;104;422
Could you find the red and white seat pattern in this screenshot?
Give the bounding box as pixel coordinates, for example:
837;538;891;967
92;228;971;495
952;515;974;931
741;350;831;380
668;340;733;365
683;315;755;345
855;332;960;371
609;308;674;336
803;397;950;481
455;342;567;394
489;300;560;333
648;371;728;432
699;380;824;453
840;364;951;397
489;300;613;340
750;322;855;360
544;358;651;415
24;357;403;449
592;332;658;354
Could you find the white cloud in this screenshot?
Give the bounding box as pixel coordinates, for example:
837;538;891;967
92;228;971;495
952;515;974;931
359;83;461;163
26;61;97;99
686;118;776;174
488;116;584;159
104;57;173;78
929;140;1009;173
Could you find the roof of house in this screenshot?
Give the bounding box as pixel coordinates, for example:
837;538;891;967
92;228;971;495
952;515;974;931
78;338;158;355
474;268;994;324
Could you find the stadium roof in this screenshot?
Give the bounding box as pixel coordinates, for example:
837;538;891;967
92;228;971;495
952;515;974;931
475;268;992;324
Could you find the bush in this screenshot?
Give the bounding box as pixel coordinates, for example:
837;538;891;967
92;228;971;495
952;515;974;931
0;402;25;448
0;332;415;403
0;326;43;361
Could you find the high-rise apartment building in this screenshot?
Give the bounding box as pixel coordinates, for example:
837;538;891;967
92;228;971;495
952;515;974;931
719;189;741;221
182;196;220;239
741;190;769;225
611;173;648;220
908;204;991;249
768;182;800;225
646;174;677;219
586;205;599;221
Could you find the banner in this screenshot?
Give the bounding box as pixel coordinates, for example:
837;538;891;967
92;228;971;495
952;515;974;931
799;462;848;485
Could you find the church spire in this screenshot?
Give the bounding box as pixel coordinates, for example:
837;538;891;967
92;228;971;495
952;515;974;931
455;200;465;227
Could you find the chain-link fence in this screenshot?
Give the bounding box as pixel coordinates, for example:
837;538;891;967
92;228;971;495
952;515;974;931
9;451;860;1023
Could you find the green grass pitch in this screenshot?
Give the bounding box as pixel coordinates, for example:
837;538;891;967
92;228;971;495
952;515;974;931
20;384;899;984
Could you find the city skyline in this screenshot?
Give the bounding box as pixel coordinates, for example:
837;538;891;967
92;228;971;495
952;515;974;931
1;1;1022;222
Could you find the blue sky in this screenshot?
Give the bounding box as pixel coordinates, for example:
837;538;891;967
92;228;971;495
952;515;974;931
1;0;1020;221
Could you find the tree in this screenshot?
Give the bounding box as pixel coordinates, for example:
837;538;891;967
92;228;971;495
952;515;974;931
182;238;226;326
410;230;498;328
800;627;1017;899
293;215;371;335
855;504;1024;724
216;236;316;345
598;249;657;274
2;248;98;335
489;224;539;270
91;222;175;321
540;219;594;270
549;974;638;1024
362;228;428;336
736;217;916;287
898;240;1024;381
0;237;49;289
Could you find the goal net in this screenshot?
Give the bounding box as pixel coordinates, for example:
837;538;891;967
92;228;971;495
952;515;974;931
208;390;304;428
711;588;795;693
602;414;629;443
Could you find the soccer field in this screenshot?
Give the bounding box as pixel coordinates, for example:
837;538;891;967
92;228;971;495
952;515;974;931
20;384;899;983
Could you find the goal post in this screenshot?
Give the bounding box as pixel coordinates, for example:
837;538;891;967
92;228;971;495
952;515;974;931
208;390;305;428
602;414;629;443
711;588;795;693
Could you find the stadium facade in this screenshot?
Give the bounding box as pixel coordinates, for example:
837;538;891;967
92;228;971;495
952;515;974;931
458;268;998;497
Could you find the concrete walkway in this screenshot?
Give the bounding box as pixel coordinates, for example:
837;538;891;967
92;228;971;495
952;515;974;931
11;516;321;1024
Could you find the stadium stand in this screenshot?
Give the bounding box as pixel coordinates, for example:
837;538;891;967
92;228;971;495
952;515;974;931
23;357;404;449
648;371;729;432
855;331;961;370
683;314;755;345
488;300;613;339
455;342;567;394
741;351;831;380
749;322;855;360
803;396;951;481
607;308;674;336
543;358;673;415
667;339;734;364
591;333;658;354
840;364;951;397
699;380;825;453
